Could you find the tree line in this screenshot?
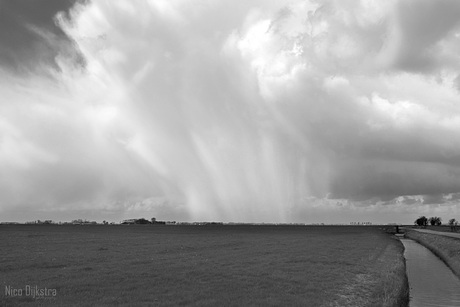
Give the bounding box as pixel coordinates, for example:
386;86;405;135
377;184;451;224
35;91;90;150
414;216;458;231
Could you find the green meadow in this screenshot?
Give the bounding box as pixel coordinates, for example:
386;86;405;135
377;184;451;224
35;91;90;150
0;225;408;306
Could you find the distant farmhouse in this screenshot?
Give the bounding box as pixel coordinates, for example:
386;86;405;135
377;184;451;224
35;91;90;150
72;219;97;225
121;218;170;225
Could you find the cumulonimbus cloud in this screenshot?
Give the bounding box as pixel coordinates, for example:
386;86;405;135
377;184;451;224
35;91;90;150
1;0;460;223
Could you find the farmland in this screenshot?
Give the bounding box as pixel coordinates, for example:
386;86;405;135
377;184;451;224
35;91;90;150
0;225;408;306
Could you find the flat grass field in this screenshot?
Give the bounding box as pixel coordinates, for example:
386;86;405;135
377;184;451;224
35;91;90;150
0;225;408;306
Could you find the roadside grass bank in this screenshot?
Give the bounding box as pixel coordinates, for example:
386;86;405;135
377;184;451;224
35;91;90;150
327;234;408;307
405;230;460;278
1;225;408;306
411;225;459;234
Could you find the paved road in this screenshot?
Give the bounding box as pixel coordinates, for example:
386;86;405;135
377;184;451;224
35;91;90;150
408;228;460;239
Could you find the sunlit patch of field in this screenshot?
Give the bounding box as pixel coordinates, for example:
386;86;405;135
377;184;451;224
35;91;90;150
0;225;407;306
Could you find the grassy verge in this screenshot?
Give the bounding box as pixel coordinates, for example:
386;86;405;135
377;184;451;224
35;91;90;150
1;225;408;306
405;230;460;278
327;235;408;307
408;225;459;233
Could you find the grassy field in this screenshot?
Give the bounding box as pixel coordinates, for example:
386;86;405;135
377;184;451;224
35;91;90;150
0;225;408;306
405;230;460;279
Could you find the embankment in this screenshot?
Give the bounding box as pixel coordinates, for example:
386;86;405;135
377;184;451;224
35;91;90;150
377;237;410;307
405;230;460;278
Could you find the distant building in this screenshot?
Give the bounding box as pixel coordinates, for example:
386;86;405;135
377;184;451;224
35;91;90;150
121;218;152;224
121;219;138;224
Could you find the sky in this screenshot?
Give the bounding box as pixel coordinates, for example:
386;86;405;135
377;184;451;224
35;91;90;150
1;0;460;224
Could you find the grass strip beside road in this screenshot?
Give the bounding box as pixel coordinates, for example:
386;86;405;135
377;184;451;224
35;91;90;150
328;235;408;307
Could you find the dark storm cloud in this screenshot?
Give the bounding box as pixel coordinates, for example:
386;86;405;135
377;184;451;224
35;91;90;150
0;0;82;73
330;159;460;202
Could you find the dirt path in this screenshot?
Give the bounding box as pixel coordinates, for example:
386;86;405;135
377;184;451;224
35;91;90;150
409;228;460;239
